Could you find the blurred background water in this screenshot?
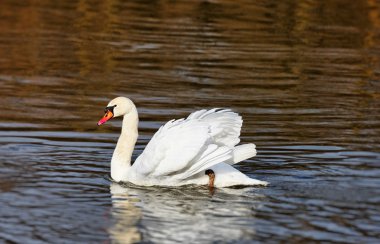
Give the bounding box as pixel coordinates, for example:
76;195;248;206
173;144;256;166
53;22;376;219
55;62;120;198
0;0;380;243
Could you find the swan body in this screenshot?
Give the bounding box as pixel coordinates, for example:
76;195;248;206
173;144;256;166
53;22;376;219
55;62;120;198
98;97;268;187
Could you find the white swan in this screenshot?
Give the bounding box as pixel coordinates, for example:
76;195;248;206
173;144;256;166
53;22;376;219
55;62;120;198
97;97;268;188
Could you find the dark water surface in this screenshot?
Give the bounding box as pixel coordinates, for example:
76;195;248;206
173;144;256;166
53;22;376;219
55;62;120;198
1;0;380;243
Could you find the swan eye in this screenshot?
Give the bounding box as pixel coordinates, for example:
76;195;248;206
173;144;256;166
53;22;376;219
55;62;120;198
105;105;117;113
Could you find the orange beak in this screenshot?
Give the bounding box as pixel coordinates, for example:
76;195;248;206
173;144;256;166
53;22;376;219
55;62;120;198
97;110;114;126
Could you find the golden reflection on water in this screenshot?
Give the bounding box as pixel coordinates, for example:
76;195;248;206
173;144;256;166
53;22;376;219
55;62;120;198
0;0;379;147
0;0;379;78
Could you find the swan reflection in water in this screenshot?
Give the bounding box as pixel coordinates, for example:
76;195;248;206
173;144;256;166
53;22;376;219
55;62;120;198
109;182;265;243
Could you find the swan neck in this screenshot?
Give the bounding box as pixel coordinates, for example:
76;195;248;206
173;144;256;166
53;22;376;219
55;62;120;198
111;106;139;182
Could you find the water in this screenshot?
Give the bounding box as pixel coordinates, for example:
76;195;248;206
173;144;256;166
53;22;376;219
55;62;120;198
1;0;380;243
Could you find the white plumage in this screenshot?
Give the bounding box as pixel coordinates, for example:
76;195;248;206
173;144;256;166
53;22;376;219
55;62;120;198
98;97;268;187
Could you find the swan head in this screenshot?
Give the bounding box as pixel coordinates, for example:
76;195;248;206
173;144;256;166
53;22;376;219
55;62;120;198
97;97;134;126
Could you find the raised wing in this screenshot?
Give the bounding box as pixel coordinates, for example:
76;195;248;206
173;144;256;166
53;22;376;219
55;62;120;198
132;109;242;179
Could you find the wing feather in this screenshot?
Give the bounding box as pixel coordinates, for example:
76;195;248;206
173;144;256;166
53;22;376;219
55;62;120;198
187;108;242;147
132;108;243;180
